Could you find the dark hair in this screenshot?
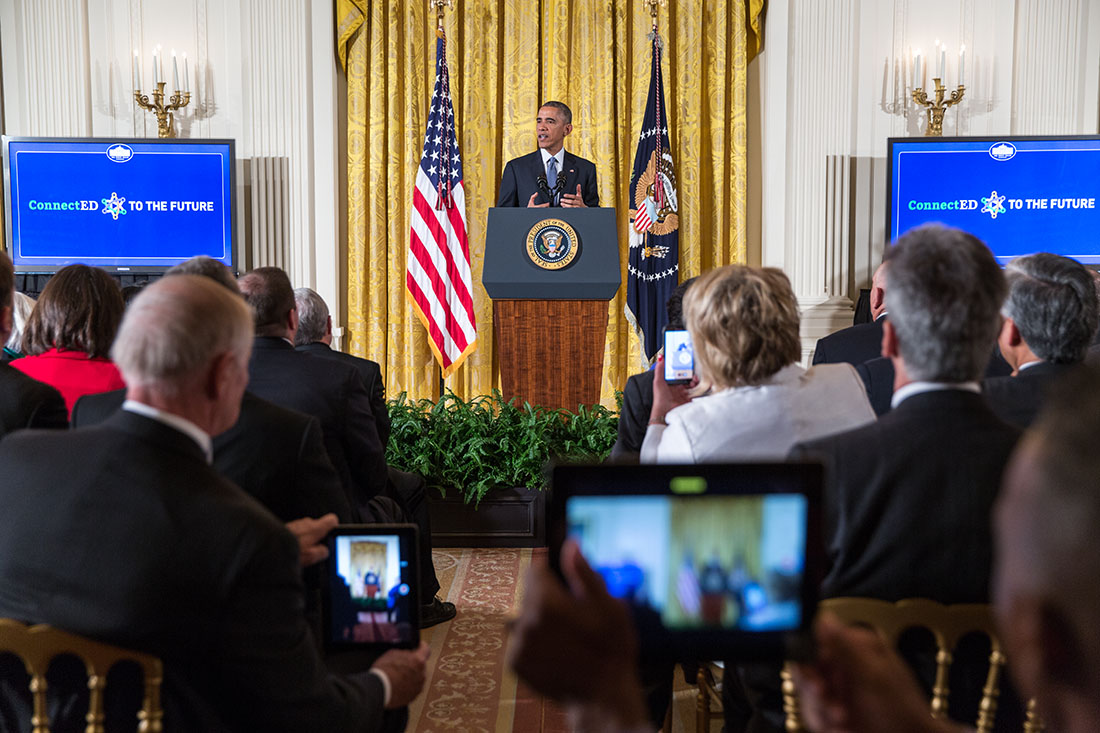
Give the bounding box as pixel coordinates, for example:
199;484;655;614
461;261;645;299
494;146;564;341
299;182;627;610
120;284;147;306
884;225;1006;382
1003;253;1099;364
167;256;241;295
540;101;572;125
238;267;295;337
666;277;697;330
0;250;12;310
23;264;124;358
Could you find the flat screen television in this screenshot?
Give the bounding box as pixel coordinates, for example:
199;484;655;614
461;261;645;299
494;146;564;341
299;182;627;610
887;135;1100;264
2;136;236;272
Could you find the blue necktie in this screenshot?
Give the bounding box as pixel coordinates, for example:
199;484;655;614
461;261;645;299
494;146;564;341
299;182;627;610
546;156;558;191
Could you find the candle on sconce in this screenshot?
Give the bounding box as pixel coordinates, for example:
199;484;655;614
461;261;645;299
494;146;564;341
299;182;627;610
132;49;140;90
959;45;966;86
172;49;180;92
940;46;946;80
152;47;158;84
914;50;922;89
183;52;190;93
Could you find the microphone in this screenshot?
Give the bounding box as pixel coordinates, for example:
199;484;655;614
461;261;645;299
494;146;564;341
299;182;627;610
536;174;551;203
551;175;567;204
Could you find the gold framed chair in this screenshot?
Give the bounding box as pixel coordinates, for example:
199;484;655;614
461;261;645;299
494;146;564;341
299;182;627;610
780;598;1044;733
0;618;164;733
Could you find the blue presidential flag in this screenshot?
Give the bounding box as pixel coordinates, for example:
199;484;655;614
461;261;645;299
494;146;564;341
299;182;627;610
626;29;680;363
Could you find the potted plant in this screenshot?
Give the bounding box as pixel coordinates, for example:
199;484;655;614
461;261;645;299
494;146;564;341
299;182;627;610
386;390;618;546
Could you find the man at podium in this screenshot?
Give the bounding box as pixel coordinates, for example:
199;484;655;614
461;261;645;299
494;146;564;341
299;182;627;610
497;101;599;208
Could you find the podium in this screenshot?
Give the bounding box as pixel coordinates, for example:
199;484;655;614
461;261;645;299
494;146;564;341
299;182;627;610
484;208;620;411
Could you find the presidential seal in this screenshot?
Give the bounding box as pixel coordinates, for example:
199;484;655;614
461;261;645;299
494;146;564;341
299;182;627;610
525;218;579;270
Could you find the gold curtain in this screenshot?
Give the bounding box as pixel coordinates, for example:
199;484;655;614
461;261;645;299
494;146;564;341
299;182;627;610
341;0;763;405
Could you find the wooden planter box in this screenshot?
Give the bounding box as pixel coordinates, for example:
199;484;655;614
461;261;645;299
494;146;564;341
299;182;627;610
427;486;546;548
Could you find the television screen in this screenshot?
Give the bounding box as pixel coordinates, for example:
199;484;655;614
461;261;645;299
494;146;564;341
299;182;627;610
888;136;1100;264
2;136;236;272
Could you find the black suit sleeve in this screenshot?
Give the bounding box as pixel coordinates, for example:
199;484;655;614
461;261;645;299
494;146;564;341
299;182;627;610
296;417;355;523
341;370;389;507
497;159;520;207
610;374;649;462
580;160;599;207
811;340;827;365
368;370;391;450
215;524;395;732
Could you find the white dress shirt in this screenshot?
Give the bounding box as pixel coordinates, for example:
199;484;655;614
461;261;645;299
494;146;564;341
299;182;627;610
640;363;876;463
890;380;980;410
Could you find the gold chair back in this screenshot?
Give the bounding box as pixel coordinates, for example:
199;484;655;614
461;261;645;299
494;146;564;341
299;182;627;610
781;598;1043;733
0;618;164;733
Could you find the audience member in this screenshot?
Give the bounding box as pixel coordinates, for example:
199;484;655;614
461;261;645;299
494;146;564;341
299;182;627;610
2;291;35;362
294;287;390;447
0;275;428;731
791;224;1020;726
292;285;450;627
641;266;874;462
11;263;126;415
240;267;455;628
983;253;1098;428
610;278;695;463
812;263;887;367
0;251;67;435
793;363;1100;733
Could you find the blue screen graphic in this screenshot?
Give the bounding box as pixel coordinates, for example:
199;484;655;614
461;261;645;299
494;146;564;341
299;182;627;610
4;138;234;270
889;137;1100;264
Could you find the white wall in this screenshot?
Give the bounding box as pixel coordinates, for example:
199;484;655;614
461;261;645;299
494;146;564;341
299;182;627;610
758;0;1100;360
0;0;343;340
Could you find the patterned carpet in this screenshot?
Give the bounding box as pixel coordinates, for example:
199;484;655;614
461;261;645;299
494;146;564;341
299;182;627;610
407;548;709;733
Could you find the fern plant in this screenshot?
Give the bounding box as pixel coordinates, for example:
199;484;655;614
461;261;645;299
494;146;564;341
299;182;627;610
385;390;619;505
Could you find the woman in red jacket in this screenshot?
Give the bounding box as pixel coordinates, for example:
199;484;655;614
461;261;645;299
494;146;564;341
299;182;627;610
13;265;126;415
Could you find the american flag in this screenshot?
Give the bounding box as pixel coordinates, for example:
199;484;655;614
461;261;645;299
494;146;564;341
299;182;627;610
626;28;680;363
407;32;477;377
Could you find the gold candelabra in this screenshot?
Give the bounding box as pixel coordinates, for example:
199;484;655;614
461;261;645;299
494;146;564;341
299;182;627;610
134;82;191;138
911;78;965;137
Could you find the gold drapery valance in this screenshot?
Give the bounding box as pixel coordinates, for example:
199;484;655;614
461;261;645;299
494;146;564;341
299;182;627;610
341;0;763;405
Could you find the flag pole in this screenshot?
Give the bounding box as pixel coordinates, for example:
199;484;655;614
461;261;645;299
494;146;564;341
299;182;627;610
432;0;452;400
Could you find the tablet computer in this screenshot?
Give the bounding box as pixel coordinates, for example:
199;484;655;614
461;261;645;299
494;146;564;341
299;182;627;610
550;463;823;661
323;524;420;651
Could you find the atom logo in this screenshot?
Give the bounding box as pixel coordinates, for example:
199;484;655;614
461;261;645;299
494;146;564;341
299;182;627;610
981;190;1006;220
101;192;127;220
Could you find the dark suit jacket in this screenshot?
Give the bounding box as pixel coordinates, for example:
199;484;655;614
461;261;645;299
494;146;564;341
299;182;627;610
792;390;1020;602
0;411;391;732
497;150;599;207
72;389;353;523
0;362;68;437
609;369;654;463
246;337;387;515
857;349;1016;418
982;361;1078;429
811;318;885;367
296;342;390;448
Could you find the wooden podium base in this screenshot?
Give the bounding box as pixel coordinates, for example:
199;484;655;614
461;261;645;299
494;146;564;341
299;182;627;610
493;299;608;411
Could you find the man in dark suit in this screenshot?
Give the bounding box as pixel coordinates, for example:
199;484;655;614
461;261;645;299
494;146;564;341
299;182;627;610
791;225;1021;728
497;101;599;208
0;251;67;436
983;253;1099;429
0;275;428;731
812;263;887;367
240;268;455;628
294;286;389;447
610;277;695;462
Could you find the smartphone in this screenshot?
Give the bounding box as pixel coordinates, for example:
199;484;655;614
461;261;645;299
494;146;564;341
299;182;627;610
663;329;695;384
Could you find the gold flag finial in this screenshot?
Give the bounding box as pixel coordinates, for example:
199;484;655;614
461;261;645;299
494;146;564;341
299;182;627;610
644;0;666;23
430;0;453;32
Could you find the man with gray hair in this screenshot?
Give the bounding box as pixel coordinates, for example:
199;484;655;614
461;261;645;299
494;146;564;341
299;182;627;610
790;225;1023;726
983;252;1099;428
0;275;428;730
294;287;389;446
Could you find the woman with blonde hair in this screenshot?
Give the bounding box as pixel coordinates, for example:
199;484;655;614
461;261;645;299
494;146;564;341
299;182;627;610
641;265;874;462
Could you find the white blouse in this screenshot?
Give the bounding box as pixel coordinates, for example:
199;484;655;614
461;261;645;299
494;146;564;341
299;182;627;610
640;363;876;463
